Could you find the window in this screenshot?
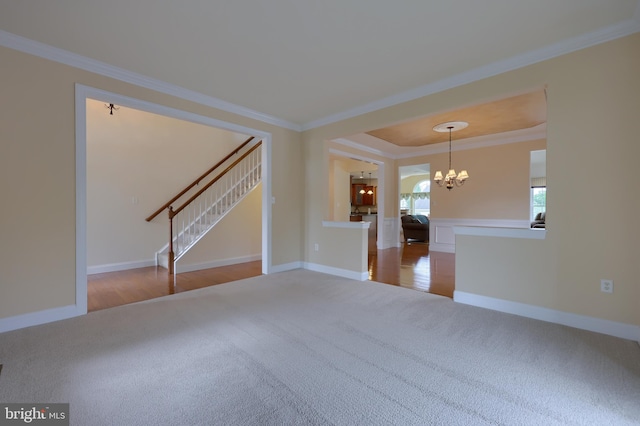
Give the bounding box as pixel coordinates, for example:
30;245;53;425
530;150;546;221
413;180;430;193
400;179;431;216
531;187;546;220
412;180;430;217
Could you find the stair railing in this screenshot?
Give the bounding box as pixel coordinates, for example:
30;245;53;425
166;141;262;274
145;136;255;223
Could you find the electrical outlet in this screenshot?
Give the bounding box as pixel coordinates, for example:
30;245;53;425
314;243;319;252
600;279;613;294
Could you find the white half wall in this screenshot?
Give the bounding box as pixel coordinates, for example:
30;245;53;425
429;218;531;253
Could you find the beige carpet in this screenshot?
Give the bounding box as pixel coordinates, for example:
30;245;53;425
1;270;639;425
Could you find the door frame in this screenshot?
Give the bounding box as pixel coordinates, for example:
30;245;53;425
75;84;272;314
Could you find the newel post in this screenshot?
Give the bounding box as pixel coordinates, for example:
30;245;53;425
168;206;175;275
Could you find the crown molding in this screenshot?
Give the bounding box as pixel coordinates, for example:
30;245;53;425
0;29;302;132
302;13;640;131
334;124;546;160
3;1;639;135
331;138;392;159
395;124;547;159
74;84;272;139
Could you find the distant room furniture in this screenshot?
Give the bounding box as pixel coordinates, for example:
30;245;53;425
401;214;429;242
531;212;546;228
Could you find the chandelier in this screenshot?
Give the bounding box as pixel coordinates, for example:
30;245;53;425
433;121;469;190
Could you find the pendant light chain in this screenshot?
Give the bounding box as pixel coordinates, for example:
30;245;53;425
448;127;452;171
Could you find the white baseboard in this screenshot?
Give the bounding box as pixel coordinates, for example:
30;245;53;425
454;291;640;343
304;262;369;281
89;255;262;275
88;259;155;274
0;304;82;334
176;254;261;273
269;261;304;274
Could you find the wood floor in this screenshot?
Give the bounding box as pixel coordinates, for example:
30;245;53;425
368;242;455;298
88;243;454;312
87;262;263;312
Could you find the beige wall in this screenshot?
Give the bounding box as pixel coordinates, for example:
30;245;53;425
309;225;369;274
329;158;352;221
0;45;302;320
399;139;546;220
180;184;262;266
544;33;639;325
303;33;640;328
455;235;558;308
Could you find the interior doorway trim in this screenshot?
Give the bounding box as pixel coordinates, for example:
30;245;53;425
75;84;273;315
328;147;386;249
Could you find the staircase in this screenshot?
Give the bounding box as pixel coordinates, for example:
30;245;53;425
147;138;262;274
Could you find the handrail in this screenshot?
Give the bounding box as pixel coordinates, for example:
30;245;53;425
165;140;262;274
145;136;255;222
170;141;262;218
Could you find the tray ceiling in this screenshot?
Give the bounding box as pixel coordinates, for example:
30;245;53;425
366;91;547;147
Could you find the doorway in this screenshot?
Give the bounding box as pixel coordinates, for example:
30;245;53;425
399;164;431;241
328;149;385;249
75;84;273;314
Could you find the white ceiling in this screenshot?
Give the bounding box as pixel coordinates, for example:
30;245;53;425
1;1;639;129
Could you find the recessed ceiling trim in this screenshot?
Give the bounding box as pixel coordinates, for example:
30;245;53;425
396;124;547;158
302;16;640;131
332;138;391;159
329;147;384;167
0;29;302;132
335;124;546;160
